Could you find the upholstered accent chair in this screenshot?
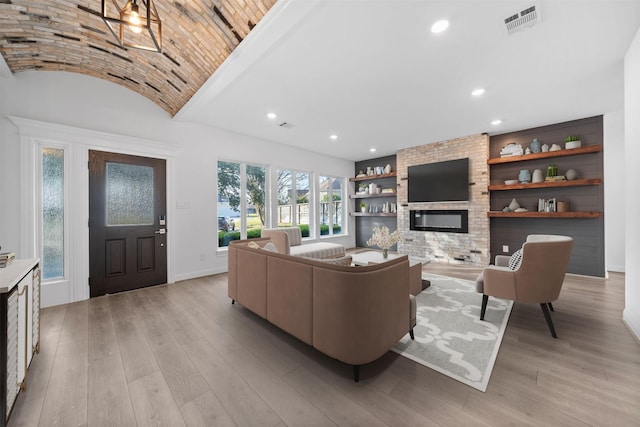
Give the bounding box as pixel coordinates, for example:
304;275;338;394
476;235;574;338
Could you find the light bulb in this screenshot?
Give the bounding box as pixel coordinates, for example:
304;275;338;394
128;3;142;34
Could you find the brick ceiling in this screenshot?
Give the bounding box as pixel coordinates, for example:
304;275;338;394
0;0;277;116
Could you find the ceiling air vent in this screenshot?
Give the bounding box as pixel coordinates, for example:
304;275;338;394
504;4;540;35
278;122;294;129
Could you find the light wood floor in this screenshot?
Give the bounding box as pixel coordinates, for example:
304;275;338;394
8;263;640;426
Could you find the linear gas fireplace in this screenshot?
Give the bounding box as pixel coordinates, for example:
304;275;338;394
410;210;468;233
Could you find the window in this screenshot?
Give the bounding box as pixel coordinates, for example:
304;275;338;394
217;161;266;247
319;175;344;236
41;147;65;280
277;170;311;237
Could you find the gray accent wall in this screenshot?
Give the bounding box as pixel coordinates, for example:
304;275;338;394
354;155;397;249
489;116;605;277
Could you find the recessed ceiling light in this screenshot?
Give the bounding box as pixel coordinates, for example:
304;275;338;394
491;119;502;126
431;19;449;34
370;148;377;153
472;88;485;97
330;134;338;140
266;112;277;119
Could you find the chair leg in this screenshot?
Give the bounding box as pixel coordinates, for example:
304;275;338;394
409;328;415;340
540;303;558;338
353;365;360;382
548;302;554;312
480;295;488;320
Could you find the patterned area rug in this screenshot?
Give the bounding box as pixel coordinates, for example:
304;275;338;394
392;273;513;392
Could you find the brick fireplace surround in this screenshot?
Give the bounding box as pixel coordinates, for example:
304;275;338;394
396;134;490;266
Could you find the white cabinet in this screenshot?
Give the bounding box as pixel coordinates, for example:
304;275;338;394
0;259;40;426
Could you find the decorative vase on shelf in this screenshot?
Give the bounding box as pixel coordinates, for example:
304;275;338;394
541;143;549;152
382;249;388;259
508;198;520;211
384;164;391;174
518;169;531;183
530;138;541;153
565;168;578;181
532;169;544;183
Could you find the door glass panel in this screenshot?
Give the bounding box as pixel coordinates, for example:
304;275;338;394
106;162;154;226
42;148;64;280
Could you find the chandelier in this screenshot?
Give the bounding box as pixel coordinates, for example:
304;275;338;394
101;0;162;52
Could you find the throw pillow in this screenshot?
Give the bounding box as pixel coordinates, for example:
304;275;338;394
247;241;261;249
301;255;353;266
320;255;352;266
508;248;523;270
261;242;278;253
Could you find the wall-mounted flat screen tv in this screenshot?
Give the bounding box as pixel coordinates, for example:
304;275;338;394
408;158;469;203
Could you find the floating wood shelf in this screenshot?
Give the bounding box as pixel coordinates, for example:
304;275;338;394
487;145;601;165
350;192;397;199
488;178;601;191
350;212;397;217
349;172;397;182
487;211;601;219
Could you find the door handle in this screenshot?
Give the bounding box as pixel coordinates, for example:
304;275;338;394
155;228;166;234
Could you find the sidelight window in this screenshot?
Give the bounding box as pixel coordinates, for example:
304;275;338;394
41;147;65;280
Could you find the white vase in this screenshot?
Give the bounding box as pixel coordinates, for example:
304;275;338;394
384;164;391;174
532;169;544;183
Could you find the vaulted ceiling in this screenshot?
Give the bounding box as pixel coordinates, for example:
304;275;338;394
2;1;640;161
0;0;277;115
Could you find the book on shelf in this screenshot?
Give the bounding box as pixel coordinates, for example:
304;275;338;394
0;251;16;267
0;251;15;260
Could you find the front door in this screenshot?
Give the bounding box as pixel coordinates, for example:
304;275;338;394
89;150;167;297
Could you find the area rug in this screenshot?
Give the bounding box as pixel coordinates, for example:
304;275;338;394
392;273;513;392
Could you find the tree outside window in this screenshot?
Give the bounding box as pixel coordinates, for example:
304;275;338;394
217;161;266;247
319;175;343;236
277;170;311;237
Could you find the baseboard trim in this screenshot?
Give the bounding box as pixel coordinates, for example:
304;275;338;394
622;310;640;344
174;267;227;282
606;264;626;273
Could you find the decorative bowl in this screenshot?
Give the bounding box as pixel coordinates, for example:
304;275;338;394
565;140;581;149
504;179;518;185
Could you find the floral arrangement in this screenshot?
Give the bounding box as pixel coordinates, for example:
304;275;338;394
366;226;400;256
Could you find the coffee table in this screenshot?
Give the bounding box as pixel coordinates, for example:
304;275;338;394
351;250;430;295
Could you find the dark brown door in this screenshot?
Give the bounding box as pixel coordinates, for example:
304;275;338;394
89;150;167;297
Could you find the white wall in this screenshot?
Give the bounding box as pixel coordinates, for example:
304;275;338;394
624;27;640;341
0;71;355;305
603;110;626;272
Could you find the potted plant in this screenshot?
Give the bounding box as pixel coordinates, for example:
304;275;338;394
360;202;367;213
564;135;581;149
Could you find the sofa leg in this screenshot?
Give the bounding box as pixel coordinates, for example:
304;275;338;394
409;328;415;340
540;303;558;338
480;294;488;320
353;365;360;383
231;299;235;305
